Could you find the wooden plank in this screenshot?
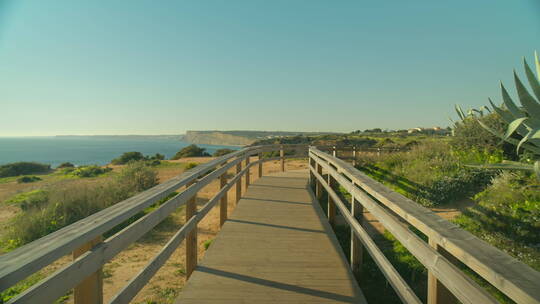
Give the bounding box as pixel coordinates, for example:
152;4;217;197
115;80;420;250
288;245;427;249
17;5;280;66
186;181;197;279
427;238;458;304
0;147;255;291
245;157;250;188
176;170;366;304
280;145;285;172
327;174;336;226
236;162;242;203
315;163;323;199
311;168;421;304
310;159;499;304
73;237;103;304
258;152;263;178
310;147;540;304
350;195;363;276
220;173;228;227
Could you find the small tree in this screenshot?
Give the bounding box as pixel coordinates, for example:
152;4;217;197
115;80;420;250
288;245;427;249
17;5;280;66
171;144;210;160
111;152;146;165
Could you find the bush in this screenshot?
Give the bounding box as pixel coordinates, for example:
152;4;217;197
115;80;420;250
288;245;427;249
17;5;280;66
452;113;516;159
213;148;235;157
57;162;74;169
0;162;50;178
16;176;42;184
185;162;198;170
5;189;49;211
71;165;112;178
111;152;146;165
2;163;158;248
171;145;210;159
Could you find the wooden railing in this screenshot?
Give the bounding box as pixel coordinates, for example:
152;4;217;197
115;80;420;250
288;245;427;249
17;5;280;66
0;144;307;304
309;146;540;304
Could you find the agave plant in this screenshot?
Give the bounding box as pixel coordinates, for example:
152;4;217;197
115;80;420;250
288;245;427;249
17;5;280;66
457;52;540;179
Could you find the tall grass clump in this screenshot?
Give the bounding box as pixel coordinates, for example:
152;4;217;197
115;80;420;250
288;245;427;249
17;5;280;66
2;162;158;249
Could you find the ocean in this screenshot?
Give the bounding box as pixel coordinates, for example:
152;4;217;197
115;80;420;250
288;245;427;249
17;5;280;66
0;137;240;167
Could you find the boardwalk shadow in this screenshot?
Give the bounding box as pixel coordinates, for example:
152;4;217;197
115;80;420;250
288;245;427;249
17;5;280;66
197;266;358;303
242;197;312;205
227;219;325;234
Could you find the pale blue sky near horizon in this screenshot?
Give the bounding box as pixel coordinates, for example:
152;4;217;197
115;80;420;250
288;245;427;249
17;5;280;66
0;0;539;136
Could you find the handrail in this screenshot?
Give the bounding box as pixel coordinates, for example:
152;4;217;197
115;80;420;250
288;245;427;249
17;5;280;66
309;146;540;304
0;144;307;304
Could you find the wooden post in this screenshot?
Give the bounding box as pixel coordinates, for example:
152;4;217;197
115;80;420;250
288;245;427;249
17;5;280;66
73;237;103;304
236;162;242;203
245;156;250;189
332;146;337;157
185;181;197;279
219;173;228;227
280;145;285;172
350;195;363;276
315;163;323;199
327;174;336;226
352;146;357;166
309;157;315;186
427;238;458;304
258;152;263;178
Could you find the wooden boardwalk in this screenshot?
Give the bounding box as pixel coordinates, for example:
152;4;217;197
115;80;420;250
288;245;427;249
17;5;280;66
175;170;366;304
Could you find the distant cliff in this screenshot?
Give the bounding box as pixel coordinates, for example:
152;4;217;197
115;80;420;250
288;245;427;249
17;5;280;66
184;130;334;146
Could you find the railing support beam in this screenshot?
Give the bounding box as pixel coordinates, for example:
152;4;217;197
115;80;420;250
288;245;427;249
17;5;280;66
427;239;458;304
219;173;228;227
327;173;336;226
245;156;250;189
236;162;242;203
315;163;323;199
350;195;363;277
258;152;263;178
280;145;285;172
73;236;103;304
185;181;197;279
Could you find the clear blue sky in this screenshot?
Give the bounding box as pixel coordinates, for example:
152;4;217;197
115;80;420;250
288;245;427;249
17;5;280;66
0;0;539;136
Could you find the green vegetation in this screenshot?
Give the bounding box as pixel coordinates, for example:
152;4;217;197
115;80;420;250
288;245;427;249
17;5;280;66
57;162;75;169
70;165;113;178
0;162;51;178
212;148;235;157
356;141;495;206
203;239;213;250
171;144;210;159
111;152;165;165
184;162;198;170
16;176;42;183
458;52;540;178
2;162;158;250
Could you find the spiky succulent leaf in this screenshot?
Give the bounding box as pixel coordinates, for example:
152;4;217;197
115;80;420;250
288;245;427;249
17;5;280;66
524;58;540;101
477;119;540;154
514;71;540;118
501;83;525;119
535;161;540;179
455;105;466;120
504;117;528;140
466;163;534;170
535;51;540;81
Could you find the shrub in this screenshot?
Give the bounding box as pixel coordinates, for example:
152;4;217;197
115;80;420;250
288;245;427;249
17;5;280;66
171;145;210;159
111;152;146;165
0;162;50;178
184;162;198;170
16;176;42;184
71;165;112;178
5;189;49;210
3;163;158;248
57;162;75;169
452;113;515;159
213;148;235;157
